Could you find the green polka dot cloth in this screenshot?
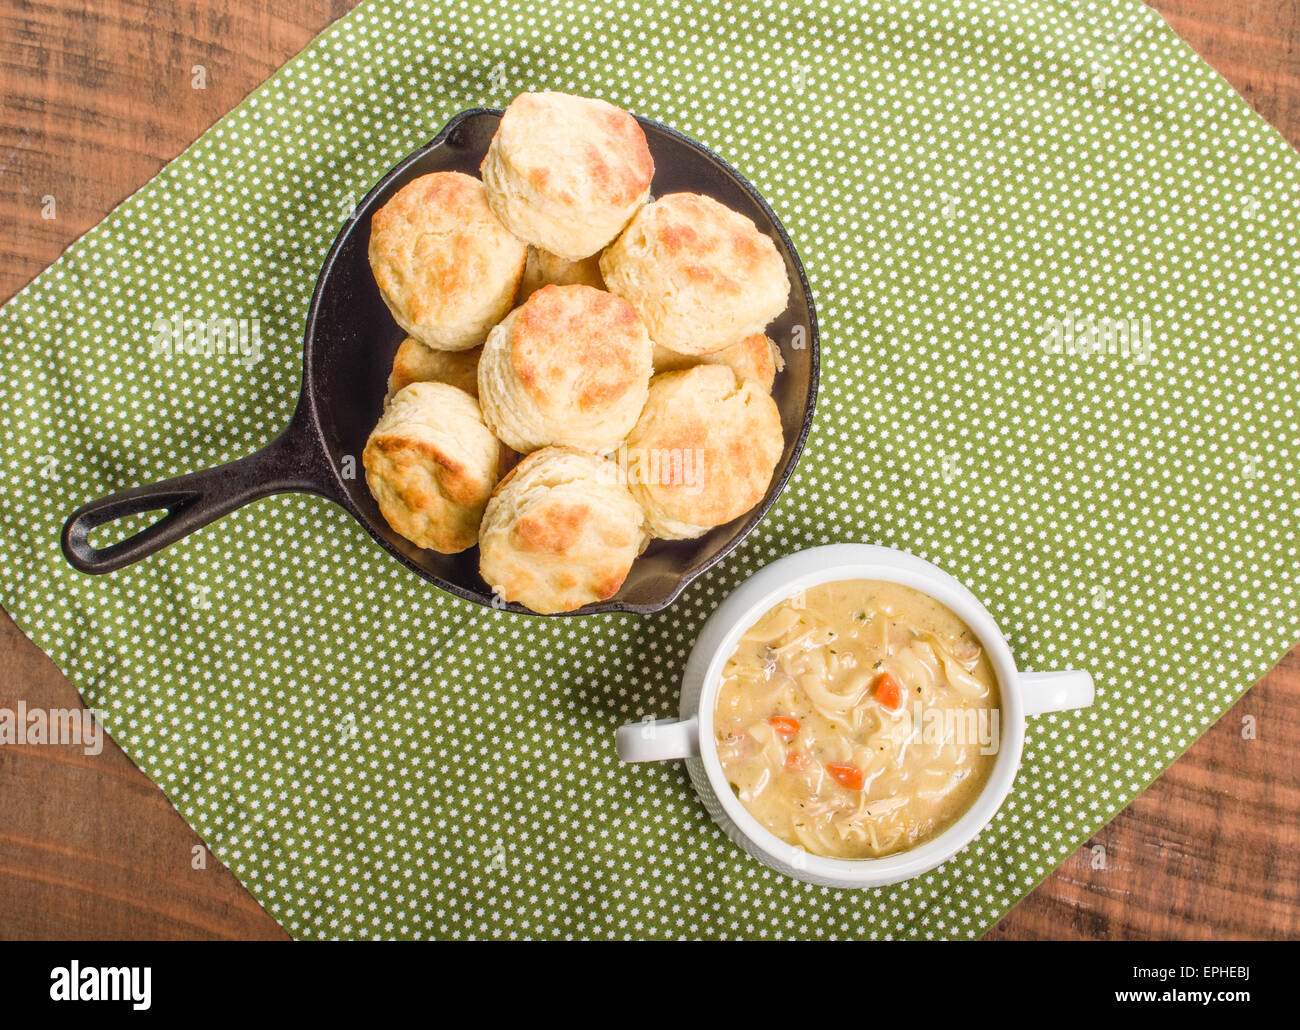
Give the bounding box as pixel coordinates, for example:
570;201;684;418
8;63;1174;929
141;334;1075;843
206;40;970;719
1;0;1297;940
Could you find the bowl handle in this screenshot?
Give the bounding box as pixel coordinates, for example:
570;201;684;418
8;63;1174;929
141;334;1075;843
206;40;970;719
1020;670;1095;716
61;410;340;575
615;714;700;762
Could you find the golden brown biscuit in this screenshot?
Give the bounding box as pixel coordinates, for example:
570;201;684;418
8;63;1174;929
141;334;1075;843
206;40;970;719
515;246;605;304
478;447;645;614
600;192;790;355
363;382;502;554
477;284;653;454
368;172;526;350
651;333;783;393
623;365;783;540
386;337;482;400
481;92;654;260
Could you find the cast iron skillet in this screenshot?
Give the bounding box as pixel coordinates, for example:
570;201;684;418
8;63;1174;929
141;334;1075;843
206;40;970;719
60;108;820;615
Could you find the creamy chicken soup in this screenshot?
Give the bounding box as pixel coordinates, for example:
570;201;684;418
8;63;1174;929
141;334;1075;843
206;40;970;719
713;579;1001;859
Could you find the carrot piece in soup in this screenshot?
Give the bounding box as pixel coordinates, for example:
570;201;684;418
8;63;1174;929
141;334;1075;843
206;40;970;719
874;672;903;710
826;762;863;790
769;716;800;737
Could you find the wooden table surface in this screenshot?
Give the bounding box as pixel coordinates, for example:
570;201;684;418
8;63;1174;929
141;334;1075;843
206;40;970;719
1;0;1297;941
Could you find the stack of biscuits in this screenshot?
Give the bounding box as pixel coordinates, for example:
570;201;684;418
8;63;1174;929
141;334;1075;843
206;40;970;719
363;91;791;613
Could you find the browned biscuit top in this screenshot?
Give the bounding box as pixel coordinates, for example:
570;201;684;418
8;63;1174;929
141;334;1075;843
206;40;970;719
627;364;784;534
477;446;645;613
510;284;649;415
499;92;653;208
368;171;525;333
650;193;775;287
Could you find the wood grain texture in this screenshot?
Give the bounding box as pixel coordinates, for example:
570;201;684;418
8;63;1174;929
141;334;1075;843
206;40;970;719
0;0;355;302
0;611;289;939
0;0;1296;940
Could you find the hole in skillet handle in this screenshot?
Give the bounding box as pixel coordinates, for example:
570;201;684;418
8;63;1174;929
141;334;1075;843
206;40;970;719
86;508;170;550
60;414;339;575
305;108;820;617
63;490;202;574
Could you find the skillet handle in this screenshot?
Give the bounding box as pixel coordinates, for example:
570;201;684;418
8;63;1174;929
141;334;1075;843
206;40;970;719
62;413;341;574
